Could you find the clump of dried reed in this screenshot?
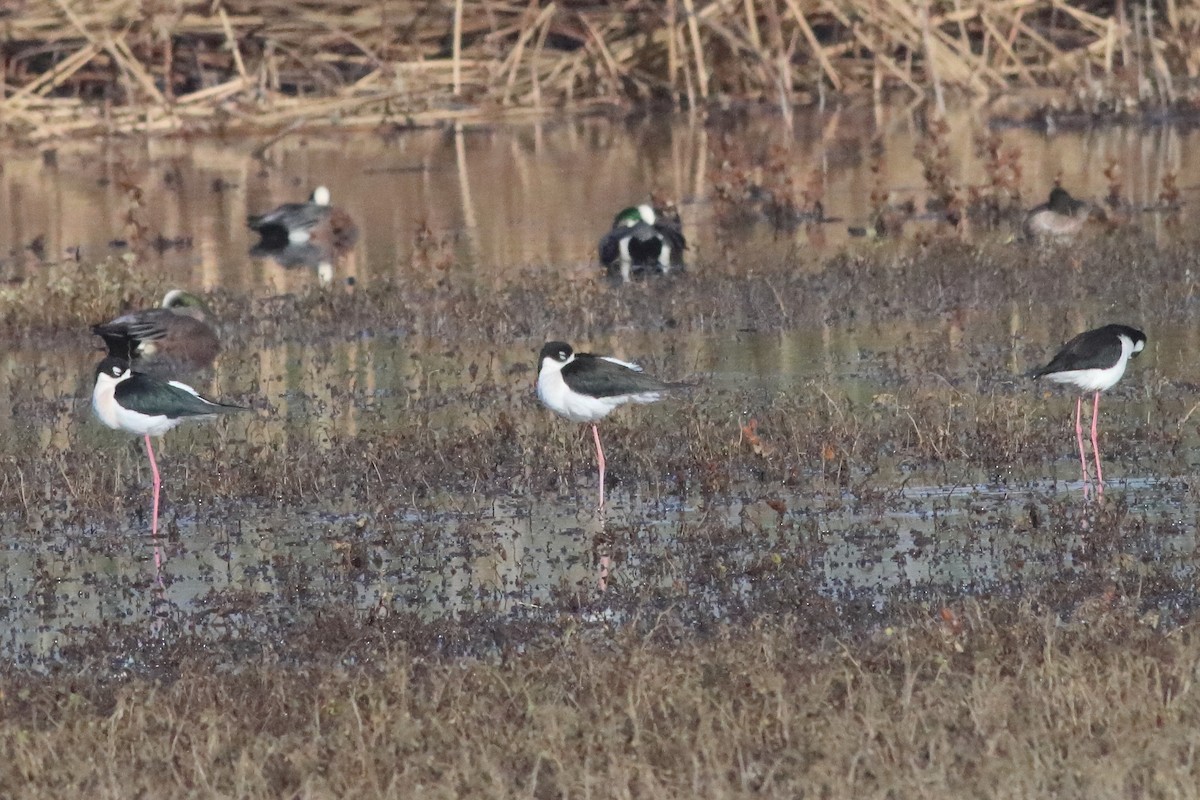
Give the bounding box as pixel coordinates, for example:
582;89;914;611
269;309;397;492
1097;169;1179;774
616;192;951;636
710;137;826;230
4;0;1200;142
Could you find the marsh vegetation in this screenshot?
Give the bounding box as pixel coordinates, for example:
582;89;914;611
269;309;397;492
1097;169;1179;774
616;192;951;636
3;36;1200;792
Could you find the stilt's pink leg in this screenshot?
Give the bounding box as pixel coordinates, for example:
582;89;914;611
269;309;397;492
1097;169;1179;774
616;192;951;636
144;434;165;581
144;434;161;536
1074;396;1091;492
1091;391;1104;494
592;423;606;510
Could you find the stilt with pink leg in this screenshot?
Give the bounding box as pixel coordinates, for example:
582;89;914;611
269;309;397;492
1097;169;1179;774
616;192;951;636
1029;324;1146;497
536;341;684;511
91;357;246;574
144;433;165;577
591;423;607;509
1090;391;1105;494
1073;396;1090;491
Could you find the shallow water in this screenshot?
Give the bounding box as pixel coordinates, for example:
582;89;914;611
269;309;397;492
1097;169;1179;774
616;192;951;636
3;107;1199;286
3;466;1199;666
4;108;1200;668
5;319;1200;666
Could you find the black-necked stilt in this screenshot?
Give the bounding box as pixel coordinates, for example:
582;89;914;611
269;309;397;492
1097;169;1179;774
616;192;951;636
598;204;687;282
248;186;359;252
1023;188;1092;240
1029;324;1147;494
536;341;681;509
92;356;246;568
92;289;220;377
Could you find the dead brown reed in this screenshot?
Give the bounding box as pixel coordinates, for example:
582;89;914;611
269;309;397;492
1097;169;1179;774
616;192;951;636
4;0;1200;142
1;605;1198;798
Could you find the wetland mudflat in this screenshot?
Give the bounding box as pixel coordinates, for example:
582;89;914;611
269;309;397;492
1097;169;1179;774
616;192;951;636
3;112;1200;796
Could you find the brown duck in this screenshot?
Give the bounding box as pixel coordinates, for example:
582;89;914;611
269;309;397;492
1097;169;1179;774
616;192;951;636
92;290;220;378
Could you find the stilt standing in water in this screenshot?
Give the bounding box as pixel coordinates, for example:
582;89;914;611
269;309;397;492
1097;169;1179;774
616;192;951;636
1029;324;1146;495
536;341;681;509
91;357;246;573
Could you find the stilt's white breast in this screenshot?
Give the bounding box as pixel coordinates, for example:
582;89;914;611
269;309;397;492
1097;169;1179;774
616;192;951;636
91;371;183;437
536;353;663;423
91;372;124;431
117;408;184;437
536;356;620;423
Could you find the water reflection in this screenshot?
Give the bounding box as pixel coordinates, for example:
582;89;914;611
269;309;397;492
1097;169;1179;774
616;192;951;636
4;109;1200;290
4;466;1198;664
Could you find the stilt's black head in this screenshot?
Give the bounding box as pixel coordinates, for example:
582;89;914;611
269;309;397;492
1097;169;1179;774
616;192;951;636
1109;324;1147;356
539;342;573;365
95;356;132;381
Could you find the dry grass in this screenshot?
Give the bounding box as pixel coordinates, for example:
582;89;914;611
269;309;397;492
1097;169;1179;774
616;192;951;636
0;256;157;332
4;0;1200;142
1;605;1198;797
9;232;1200;345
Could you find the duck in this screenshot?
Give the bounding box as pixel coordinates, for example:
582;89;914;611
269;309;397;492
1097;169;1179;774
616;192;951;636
92;289;220;378
247;186;359;253
598;204;687;282
1022;187;1091;240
